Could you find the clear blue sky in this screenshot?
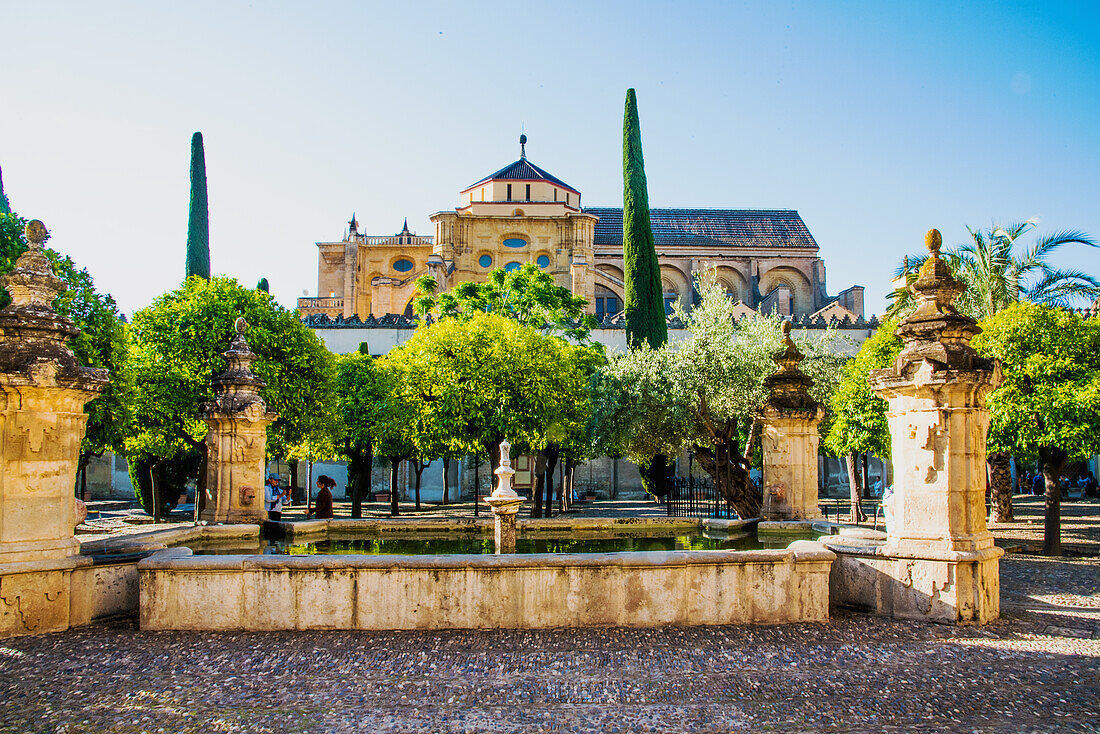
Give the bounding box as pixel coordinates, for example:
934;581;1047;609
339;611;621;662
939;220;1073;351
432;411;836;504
2;0;1098;317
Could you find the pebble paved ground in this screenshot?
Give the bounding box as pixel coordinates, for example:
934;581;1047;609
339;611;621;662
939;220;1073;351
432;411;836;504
3;496;1093;732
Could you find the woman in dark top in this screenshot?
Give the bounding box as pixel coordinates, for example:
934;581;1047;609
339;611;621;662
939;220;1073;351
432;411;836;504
313;474;335;519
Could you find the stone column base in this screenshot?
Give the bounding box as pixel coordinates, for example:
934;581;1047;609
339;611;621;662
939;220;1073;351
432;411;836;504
823;537;1002;624
0;556;92;638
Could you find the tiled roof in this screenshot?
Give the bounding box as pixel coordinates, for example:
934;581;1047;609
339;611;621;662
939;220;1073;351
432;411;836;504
586;208;819;250
466;159;578;193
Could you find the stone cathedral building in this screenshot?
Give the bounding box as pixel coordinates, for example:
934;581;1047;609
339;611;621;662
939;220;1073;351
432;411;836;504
297;137;865;323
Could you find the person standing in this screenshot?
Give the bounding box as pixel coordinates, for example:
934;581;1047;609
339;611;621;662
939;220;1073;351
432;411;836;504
264;472;290;520
312;475;335;519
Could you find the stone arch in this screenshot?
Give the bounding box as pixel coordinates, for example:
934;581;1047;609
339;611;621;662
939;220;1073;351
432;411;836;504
758;265;813;316
660;264;691;312
712;265;749;302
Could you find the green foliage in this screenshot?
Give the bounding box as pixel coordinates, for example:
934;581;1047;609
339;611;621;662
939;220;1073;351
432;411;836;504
413;263;597;345
186;132;211;280
622;88;667;351
387;312;602;461
823;319;902;459
889;221;1099;320
336;351;394;453
592;276;845;465
124;276;336;469
256;277;269;292
0;166;10;215
973;303;1100;462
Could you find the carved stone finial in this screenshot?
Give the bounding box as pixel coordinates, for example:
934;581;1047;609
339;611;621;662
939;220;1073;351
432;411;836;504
25;220;48;249
235;316;248;335
925;228;942;256
762;321;818;413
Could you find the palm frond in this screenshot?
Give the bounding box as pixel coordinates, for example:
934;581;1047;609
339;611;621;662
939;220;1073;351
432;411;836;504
1021;230;1098;269
1025;268;1100;306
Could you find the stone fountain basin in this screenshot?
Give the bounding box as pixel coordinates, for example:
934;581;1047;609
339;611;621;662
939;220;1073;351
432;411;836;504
136;517;835;631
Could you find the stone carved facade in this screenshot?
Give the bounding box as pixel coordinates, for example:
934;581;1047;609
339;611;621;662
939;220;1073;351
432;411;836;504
760;321;825;520
199;318;278;524
828;229;1003;624
0;220;107;636
298;138;865;323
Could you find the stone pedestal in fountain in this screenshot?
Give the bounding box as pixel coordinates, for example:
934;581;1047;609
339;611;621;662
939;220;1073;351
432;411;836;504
199;318;278;524
484;440;525;554
0;221;108;636
827;230;1003;624
760;321;825;521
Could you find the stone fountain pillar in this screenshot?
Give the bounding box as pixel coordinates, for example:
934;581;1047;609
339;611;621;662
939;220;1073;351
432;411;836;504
484;440;525;553
198;317;278;524
829;229;1003;624
0;220;108;636
760;321;825;520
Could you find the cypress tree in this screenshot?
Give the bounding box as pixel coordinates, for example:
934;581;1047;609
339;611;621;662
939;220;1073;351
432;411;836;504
256;277;269;292
185;132;211;279
623;89;671;497
622;88;666;350
0;165;10;215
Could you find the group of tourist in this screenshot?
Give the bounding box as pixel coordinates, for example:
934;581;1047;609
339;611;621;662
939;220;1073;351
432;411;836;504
1018;469;1098;499
263;473;336;520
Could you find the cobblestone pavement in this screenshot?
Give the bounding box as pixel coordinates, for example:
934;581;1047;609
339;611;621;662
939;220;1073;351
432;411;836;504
1;554;1098;734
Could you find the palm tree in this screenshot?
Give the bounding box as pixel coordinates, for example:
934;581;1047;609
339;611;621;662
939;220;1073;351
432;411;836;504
886;220;1098;522
887;220;1099;321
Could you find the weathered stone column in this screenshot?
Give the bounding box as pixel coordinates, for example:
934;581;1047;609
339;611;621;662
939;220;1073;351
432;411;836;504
0;221;107;635
864;229;1003;623
760;321;825;520
199;317;277;524
485;440;525;553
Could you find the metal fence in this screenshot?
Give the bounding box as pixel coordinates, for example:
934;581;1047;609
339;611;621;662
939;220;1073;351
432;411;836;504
664;475;736;519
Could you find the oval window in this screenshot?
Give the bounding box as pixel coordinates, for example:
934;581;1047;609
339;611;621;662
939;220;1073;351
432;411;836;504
504;261;522;272
536;255;550;268
393;258;414;272
478;254;493;268
503;238;527;248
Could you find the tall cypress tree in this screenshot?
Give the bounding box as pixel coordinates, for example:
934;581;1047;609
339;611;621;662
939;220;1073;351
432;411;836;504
256;277;269;292
185;132;211;279
622;89;671;496
0;165;10;215
622;88;666;350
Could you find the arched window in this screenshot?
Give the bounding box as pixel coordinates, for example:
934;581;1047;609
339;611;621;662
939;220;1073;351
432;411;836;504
504;261;522;272
479;254;493;268
393;258;414;273
536;255;550;268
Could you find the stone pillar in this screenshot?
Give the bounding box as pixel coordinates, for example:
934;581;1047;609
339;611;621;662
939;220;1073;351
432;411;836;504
199;317;277;524
760;321;825;520
485;440;525;553
0;220;107;636
865;229;1003;623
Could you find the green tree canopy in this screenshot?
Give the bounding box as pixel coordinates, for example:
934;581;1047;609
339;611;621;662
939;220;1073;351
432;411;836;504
591;276;845;517
413;263;597;344
125;277;336;506
387;311;601;476
823;319;902;460
973;303;1100;554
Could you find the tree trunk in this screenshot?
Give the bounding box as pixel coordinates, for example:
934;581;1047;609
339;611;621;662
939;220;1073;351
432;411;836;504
348;443;372;519
288;459;301;504
695;441;758;519
845;452;866;523
389;457;401;517
531;452;548;519
639;454;670;497
441;458;450;505
988;451;1013;523
1040;447;1067;556
483;440;503;492
149;461;162;524
544;447;559;519
409;459;430;511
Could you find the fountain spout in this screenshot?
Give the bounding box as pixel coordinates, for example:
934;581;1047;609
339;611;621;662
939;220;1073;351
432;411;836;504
484;439;526;553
